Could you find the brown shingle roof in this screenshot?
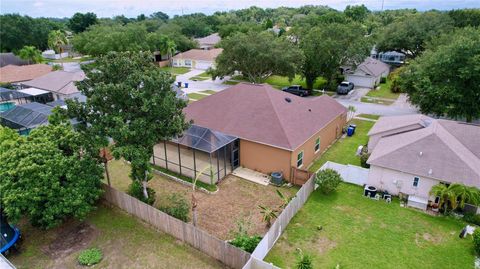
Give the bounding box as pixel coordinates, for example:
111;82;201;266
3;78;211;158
357;57;390;77
173;48;223;62
21;71;84;95
184;83;347;150
195;33;221;46
368;119;480;186
0;64;52;83
368;114;433;136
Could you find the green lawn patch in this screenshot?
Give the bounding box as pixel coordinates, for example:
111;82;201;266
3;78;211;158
361;97;395;105
309;119;375;172
366;80;400;100
223;80;240;85
265;75;327;90
160;67;191;75
152;164;218;192
265;183;473;269
9;205;225;268
187;93;209;101
190;76;209;81
356;114;380;120
200;90;217;95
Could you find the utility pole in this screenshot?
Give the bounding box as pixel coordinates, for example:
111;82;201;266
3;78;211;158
381;0;385;11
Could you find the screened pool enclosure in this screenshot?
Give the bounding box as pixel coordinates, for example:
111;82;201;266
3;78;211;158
152;125;239;184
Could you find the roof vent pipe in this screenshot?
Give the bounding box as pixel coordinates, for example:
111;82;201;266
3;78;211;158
285;98;291;103
419;151;423;156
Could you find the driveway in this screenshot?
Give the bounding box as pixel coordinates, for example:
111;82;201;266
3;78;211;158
175;69;229;93
333;87;370;101
338;99;418;116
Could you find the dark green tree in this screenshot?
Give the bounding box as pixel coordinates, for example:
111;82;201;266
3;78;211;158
212;31;303;83
150;11;169;22
300;23;370;90
376;12;454;57
67;51;188;200
18;45;43;64
68;12;98;33
315;169;343;194
344;4;370;22
400;27;480;122
448;9;480;28
0;116;103;229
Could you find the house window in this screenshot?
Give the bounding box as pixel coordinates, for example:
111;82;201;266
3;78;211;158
297;151;304;168
413;177;419;187
185;59;192;66
314;137;320;153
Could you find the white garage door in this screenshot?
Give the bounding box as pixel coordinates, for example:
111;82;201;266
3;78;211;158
195;61;213;70
345;74;376;88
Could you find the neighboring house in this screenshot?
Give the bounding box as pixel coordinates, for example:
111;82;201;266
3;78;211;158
0;64;52;84
172;48;223;70
344;57;390;88
0;53;28;67
153;83;347;184
21;71;85;100
371;47;405;65
195;33;221;50
366;115;480;210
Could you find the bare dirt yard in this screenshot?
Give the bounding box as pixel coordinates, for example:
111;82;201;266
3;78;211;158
108;160;298;240
9;205;227;269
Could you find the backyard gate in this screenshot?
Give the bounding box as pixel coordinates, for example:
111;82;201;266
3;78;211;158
290;167;313;185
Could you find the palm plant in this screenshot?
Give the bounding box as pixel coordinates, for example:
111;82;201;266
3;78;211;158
429;183;480;214
295;248;313;269
347;105;356;121
276;189;294;209
258;205;277;228
48;30;68;65
429;183;457;213
165;39;176;67
451;184;480;209
18;45;43;64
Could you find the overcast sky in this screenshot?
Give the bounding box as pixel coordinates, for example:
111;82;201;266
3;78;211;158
1;0;479;18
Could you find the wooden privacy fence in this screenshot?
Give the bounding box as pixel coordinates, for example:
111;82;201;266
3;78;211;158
102;184;251;269
243;174;316;269
290;166;314;185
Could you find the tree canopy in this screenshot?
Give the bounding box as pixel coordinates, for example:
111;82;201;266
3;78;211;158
399;27;480;122
376;11;454;57
212;31;303;83
18;45;43;64
0;117;103;229
300;23;371;90
68;12;98;33
67;51;189;200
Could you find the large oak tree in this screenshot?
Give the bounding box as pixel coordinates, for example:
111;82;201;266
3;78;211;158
67;51;188;201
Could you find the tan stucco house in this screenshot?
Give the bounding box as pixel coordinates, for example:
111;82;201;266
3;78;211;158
195;33;221;50
344;57;390;88
172;48;223;70
366;115;480;210
153;83;347;185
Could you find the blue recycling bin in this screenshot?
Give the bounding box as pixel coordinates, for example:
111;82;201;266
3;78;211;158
347;126;354;136
184;82;189;88
177;81;182;87
349;124;357;134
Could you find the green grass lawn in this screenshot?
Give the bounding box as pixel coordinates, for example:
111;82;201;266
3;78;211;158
265;183;473;269
309;119;375;172
366;80;400;100
264;75;327;90
188;93;209;101
361;96;395;106
200;90;217;95
223;80;239;85
356;114;380;120
160;66;191;75
9;205;225;269
190;72;211;81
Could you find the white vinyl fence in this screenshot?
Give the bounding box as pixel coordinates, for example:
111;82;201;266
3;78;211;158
242;175;316;269
318;161;369;186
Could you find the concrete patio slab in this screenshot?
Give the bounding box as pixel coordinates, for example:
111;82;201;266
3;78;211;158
232;167;270;186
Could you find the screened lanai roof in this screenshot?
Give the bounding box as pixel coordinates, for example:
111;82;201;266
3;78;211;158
0;87;31;101
172;124;237;153
0;102;53;129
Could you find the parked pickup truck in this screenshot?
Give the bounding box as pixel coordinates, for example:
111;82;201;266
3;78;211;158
282;85;310;97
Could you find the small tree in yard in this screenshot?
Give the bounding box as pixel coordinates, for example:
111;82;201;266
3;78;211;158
295;249;313;269
18;45;43;64
316;169;343;194
258;205;278;228
429;183;480;214
67;51;189;204
0;115;103;229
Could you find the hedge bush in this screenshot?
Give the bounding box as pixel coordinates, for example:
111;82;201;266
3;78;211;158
463;213;480;226
128;181;156;205
315;169;343;194
230;234;262;253
473;229;480;254
159;193;190;222
78;248;102;266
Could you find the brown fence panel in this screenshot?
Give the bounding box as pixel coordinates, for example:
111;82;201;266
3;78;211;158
101;184;250;269
290;167;314;185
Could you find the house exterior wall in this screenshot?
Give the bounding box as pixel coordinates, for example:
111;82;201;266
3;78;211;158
239;139;292;180
368;124;424;151
172;58;214;70
293;113;347;172
345;74;376;88
367;165;441;201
